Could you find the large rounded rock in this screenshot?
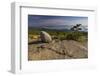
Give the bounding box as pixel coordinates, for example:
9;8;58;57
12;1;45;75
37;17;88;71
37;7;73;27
40;31;52;43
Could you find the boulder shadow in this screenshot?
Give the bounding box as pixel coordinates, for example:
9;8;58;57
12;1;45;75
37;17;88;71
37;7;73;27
28;40;43;45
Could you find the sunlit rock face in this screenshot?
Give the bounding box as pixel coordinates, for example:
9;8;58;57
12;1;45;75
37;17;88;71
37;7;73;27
40;31;52;43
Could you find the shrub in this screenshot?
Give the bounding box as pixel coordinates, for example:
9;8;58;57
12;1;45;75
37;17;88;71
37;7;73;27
66;32;84;41
77;36;87;42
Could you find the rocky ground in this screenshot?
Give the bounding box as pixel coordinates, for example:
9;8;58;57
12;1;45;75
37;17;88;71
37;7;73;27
28;39;88;60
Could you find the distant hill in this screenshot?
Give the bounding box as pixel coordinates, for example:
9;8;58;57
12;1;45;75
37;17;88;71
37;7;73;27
29;25;88;32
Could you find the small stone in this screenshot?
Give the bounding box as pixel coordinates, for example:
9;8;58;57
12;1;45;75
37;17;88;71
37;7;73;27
40;45;46;49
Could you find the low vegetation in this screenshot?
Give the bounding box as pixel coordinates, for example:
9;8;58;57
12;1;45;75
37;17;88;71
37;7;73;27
28;27;87;42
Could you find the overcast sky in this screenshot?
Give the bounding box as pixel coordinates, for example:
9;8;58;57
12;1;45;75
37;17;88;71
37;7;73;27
28;15;88;27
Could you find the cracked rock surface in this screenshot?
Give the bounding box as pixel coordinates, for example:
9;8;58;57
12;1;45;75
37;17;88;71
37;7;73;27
28;39;88;60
